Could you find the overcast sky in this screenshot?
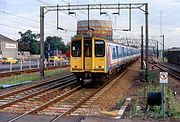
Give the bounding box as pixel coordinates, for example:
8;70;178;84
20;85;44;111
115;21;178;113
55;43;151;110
0;0;179;49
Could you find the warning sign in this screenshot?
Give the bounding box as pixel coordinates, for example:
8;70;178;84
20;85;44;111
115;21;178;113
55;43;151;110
160;72;168;83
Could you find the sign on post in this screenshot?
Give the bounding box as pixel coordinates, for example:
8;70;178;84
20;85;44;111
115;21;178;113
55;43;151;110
160;72;168;118
160;72;168;83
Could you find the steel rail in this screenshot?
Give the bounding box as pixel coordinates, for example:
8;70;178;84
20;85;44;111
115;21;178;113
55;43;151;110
8;86;81;122
0;76;76;109
149;58;180;80
51;69;128;122
8;60;135;122
0;74;73;99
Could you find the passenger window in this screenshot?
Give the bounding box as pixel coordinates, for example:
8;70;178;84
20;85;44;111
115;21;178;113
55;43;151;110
122;47;124;57
112;48;116;59
84;40;92;57
119;47;122;58
116;46;118;58
126;48;128;56
71;40;81;57
95;40;105;57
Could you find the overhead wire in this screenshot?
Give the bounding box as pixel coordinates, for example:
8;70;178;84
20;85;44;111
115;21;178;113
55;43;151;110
0;8;75;32
36;0;81;21
59;0;95;20
36;0;80;31
0;23;30;31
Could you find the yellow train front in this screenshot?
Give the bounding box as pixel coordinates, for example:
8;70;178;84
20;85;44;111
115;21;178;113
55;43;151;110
70;37;140;86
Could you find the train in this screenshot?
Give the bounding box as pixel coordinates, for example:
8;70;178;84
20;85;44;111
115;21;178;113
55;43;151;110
70;37;140;86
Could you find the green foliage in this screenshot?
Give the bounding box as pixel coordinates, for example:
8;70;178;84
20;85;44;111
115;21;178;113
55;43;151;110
118;97;125;107
0;68;69;85
72;34;84;39
30;41;40;54
137;69;180;119
17;30;40;54
45;36;68;53
0;74;40;85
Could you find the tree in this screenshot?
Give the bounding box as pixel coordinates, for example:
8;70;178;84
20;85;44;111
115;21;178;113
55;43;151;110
45;36;68;54
31;41;40;54
17;30;40;54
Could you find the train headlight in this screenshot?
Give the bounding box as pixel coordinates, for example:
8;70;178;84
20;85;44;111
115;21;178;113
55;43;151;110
102;66;104;68
96;66;98;68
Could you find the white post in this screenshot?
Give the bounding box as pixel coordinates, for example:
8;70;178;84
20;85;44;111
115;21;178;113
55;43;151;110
60;59;63;66
20;60;23;70
10;61;12;72
37;58;40;68
45;59;47;67
29;59;31;69
54;59;55;66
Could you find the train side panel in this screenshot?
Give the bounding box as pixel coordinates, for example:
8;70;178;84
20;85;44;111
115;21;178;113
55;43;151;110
105;41;140;74
92;39;107;73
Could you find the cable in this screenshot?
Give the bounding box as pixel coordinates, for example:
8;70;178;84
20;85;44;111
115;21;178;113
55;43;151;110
0;10;39;23
36;0;49;5
0;23;29;31
59;0;94;20
36;0;81;20
0;23;72;39
0;10;75;32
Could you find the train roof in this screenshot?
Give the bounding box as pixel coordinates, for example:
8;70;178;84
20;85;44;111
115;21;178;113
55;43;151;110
72;36;139;49
168;47;180;52
105;39;139;49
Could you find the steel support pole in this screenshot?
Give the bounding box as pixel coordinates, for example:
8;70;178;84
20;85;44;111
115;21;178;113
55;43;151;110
157;41;159;59
145;3;149;82
162;83;165;118
162;35;164;62
141;26;144;70
40;7;45;78
129;4;131;31
88;5;89;30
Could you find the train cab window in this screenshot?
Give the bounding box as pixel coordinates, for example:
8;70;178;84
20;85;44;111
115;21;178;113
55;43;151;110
84;40;92;57
95;40;105;57
71;40;81;57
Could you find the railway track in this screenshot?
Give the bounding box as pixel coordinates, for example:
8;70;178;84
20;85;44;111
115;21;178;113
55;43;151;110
0;65;69;78
0;74;75;108
149;58;180;80
6;67;128;122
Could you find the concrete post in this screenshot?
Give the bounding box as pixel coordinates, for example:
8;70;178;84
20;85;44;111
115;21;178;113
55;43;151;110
20;60;23;70
29;59;31;69
10;62;12;72
37;58;40;68
54;59;56;66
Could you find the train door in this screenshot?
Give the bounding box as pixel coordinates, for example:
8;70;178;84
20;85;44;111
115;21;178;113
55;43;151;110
70;39;82;72
84;38;92;70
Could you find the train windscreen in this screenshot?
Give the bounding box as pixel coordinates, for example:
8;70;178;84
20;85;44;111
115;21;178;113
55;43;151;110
71;40;81;57
95;40;105;57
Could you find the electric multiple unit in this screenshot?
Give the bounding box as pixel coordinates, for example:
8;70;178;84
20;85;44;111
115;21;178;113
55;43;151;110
70;37;140;86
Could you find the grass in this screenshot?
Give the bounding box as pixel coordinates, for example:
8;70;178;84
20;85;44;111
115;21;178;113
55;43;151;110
159;57;168;62
118;97;125;107
0;68;69;85
147;70;180;119
135;69;180;119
